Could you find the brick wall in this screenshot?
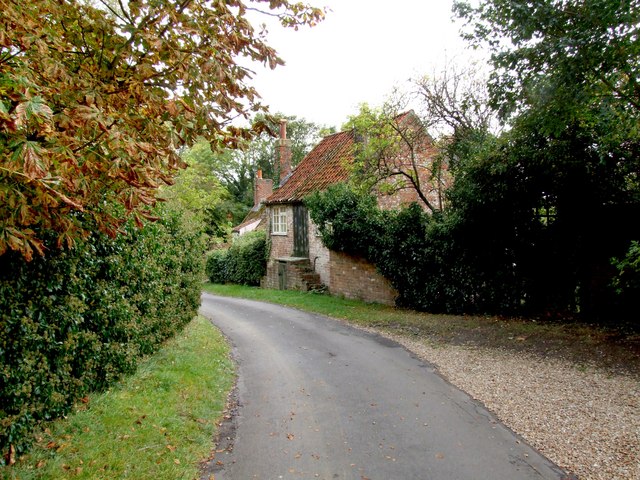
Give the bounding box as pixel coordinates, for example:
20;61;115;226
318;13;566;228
329;250;397;305
254;175;273;206
374;136;450;213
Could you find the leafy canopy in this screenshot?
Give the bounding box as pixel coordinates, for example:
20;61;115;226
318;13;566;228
454;0;640;127
0;0;324;259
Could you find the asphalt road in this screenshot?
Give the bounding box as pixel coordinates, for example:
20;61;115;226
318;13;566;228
199;293;569;480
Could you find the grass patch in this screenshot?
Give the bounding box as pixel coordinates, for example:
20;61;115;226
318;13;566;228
203;283;640;376
2;316;234;480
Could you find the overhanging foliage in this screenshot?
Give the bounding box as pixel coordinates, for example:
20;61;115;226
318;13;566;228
0;0;324;259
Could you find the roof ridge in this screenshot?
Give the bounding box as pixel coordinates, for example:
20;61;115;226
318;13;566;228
265;129;355;204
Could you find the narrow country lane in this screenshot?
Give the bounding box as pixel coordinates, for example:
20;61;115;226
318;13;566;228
199;293;570;480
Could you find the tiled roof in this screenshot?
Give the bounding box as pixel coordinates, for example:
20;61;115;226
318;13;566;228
266;130;355;204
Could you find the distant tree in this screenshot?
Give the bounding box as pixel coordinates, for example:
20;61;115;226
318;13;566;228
412;62;494;137
187;114;328;209
161;144;235;243
454;0;640;127
0;0;324;259
254;113;334;181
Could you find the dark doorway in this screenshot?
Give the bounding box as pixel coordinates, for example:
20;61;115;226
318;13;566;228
293;205;309;258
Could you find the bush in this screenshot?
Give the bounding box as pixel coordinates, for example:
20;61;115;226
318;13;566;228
206;249;229;284
612;241;640;293
306;184;384;258
611;241;640;323
305;183;528;315
0;208;204;462
206;230;267;286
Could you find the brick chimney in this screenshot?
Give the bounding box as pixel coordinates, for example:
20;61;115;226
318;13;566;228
278;119;292;185
254;169;273;207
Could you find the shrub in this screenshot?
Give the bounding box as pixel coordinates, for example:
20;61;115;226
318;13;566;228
0;207;204;462
306;184;384;259
305;183;526;315
206;249;229;284
206;230;267;286
612;241;640;294
611;241;640;324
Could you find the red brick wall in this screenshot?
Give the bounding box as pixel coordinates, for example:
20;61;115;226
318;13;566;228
329;251;397;305
262;258;313;291
374;133;451;213
254;176;273;206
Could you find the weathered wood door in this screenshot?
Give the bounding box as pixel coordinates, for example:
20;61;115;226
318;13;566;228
293;205;309;258
278;261;287;290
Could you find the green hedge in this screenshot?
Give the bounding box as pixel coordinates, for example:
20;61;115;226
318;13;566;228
206;230;267;286
0;208;204;462
307;183;638;321
307;184;541;314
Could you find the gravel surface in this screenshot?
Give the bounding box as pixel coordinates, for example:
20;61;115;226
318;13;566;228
362;328;640;480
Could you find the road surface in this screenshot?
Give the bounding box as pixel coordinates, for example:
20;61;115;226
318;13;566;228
199;293;570;480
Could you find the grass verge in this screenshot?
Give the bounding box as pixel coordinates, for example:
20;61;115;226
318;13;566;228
2;316;234;480
203;283;640;376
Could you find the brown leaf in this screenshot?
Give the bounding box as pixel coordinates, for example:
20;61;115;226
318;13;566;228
21;143;47;180
166;100;179;117
7;444;16;466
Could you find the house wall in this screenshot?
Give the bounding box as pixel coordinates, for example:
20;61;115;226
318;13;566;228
268;204;295;259
328;251;397;305
374;136;450;213
308;218;331;286
237;218;261;236
263;205;396;305
263;204;294;290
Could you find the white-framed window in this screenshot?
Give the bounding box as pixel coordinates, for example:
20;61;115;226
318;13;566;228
271;206;287;235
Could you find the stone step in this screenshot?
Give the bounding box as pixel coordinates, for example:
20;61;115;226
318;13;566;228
290;261;325;293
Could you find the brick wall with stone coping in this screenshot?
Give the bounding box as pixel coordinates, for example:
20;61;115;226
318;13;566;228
264;204;397;305
328;251;397;305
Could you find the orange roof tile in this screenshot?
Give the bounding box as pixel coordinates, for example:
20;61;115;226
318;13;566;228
266;130;355;204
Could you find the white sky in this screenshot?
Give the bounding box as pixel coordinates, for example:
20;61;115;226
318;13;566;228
248;0;481;130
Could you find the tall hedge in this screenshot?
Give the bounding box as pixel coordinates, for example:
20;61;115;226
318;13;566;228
307;183;637;321
0;208;204;462
206;230;267;286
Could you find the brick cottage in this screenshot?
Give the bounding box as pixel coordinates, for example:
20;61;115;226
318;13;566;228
235;112;446;305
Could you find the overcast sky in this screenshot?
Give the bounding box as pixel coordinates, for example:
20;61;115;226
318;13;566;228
248;0;481;130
